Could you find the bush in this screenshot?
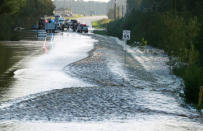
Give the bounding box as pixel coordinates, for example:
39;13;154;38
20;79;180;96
140;37;148;46
107;19;124;39
183;66;203;105
0;15;14;40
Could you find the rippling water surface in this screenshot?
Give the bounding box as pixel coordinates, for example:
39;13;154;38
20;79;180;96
0;21;203;130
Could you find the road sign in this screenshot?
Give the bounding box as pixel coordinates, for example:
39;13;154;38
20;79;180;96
122;30;130;64
123;30;131;40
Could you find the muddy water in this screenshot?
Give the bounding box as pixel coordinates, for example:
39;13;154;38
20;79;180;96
0;32;203;131
0;41;43;98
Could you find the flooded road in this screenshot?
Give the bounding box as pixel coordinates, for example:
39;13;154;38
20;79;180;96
0;17;203;131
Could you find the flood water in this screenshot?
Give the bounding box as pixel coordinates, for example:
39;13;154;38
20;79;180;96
0;40;43;98
0;17;203;130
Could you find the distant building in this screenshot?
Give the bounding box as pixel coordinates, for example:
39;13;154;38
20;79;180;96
53;0;108;15
53;8;72;16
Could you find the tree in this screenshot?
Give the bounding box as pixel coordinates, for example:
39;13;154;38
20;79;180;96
0;0;25;15
0;0;55;40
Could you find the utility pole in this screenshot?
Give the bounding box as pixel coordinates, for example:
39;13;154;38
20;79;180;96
118;6;120;19
114;0;117;20
70;0;72;14
122;5;124;18
63;0;65;16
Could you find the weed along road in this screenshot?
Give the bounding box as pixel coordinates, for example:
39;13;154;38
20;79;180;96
0;16;203;131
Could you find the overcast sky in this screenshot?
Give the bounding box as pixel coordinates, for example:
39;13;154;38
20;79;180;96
83;0;110;2
53;0;111;3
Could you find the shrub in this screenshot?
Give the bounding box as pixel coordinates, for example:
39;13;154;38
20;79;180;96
183;66;203;105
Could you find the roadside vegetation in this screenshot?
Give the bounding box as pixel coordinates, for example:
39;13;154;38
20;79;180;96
46;14;84;20
0;0;55;40
92;19;112;29
105;0;203;109
92;18;112;35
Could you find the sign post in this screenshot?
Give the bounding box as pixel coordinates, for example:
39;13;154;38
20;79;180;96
122;30;131;64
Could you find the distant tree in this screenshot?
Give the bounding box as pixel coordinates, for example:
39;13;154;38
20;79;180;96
107;8;114;19
0;0;25;15
0;0;55;40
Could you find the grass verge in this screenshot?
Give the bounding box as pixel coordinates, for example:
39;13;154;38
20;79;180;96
92;18;112;29
93;30;108;36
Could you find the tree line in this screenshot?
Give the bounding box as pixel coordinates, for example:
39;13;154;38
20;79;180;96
0;0;55;40
106;0;203;108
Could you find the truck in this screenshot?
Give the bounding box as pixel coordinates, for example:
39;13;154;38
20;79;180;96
45;19;55;33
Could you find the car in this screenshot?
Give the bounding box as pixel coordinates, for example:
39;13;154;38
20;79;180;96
55;17;65;30
77;24;88;33
69;20;78;26
38;18;45;29
59;17;65;25
54;15;63;30
65;14;72;17
61;19;70;31
55;15;61;22
55;22;61;30
65;19;70;23
69;19;78;31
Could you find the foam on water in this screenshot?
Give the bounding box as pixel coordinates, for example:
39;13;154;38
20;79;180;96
1;32;202;131
1;32;96;104
1;116;203;131
112;37;184;91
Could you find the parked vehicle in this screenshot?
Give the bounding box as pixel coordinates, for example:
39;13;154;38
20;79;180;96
55;15;61;22
54;15;61;30
45;19;55;33
70;19;78;25
69;19;78;31
38;18;45;29
54;17;65;30
55;22;61;30
77;24;88;33
59;17;65;25
61;19;70;31
65;19;70;24
65;14;72;17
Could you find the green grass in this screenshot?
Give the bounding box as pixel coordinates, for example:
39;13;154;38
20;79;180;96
92;19;112;29
93;30;108;35
46;14;84;20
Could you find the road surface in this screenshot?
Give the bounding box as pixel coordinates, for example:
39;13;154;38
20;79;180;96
0;16;202;131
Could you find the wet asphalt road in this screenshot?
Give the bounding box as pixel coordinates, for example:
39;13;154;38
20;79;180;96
0;16;203;130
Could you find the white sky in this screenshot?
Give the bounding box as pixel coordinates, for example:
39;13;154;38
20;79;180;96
83;0;110;2
53;0;111;3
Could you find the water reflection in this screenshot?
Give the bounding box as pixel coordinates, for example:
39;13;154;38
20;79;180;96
0;41;43;102
0;32;95;104
0;43;17;75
